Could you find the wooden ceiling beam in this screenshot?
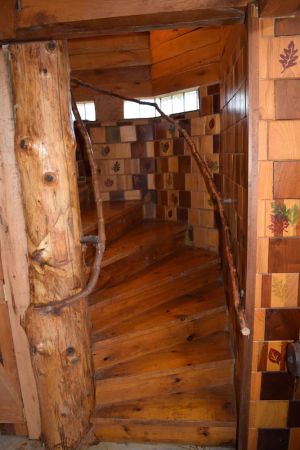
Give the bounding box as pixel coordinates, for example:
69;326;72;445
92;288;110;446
1;1;249;42
259;0;300;17
68;34;149;56
70;49;151;71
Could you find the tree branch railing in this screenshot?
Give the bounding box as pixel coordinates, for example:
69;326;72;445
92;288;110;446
71;77;250;337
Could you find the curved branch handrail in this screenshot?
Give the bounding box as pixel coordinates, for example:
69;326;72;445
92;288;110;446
70;77;250;336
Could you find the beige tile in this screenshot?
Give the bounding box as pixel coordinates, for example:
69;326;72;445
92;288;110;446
258;120;268;161
258;161;273;200
269;120;300;160
259;80;275;120
249;400;288;428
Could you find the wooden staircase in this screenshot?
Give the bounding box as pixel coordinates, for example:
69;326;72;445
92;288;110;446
82;201;236;447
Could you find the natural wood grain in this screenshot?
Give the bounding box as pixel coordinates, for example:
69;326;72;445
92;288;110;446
70;48;151;71
68;33;149;55
275;14;300;36
10;1;246;42
8;41;93;449
269;120;300;159
0;0;15;40
0;48;41;438
269;238;300;273
275;80;300;119
259;0;300;17
274;161;300;198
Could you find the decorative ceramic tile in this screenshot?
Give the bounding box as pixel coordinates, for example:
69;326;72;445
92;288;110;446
257;341;288;372
269;238;300;273
120;125;137;142
265;309;300;340
105;126;120;143
260;372;295;400
261;273;300;307
287;401;300;427
257;429;290;450
136;124;154;141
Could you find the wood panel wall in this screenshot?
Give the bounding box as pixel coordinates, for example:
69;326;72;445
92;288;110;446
150;27;222;95
248;17;300;450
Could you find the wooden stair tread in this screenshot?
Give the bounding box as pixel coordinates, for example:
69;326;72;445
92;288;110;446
93;385;236;425
102;220;186;268
92;309;228;371
95;359;233;405
95;330;232;379
82;200;143;236
92;282;225;340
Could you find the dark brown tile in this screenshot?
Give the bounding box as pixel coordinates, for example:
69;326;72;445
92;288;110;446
257;429;289;450
154;141;161;157
177;207;188;223
131;142;147;158
136;124;154;141
213;135;220;153
109;191;124;202
288;401;300;427
265;309;300;341
261;274;272;308
140;158;155;174
179;191;191;208
261;372;295;400
132;174;147;191
275;14;300;36
156;204;165;220
179;119;191;136
173;173;186;190
269;238;300;273
274;161;300;199
173;138;185;155
275;80;300;120
155;174;164;190
160;190;168;206
161;158;169;173
208;84;220;95
213;94;220;113
154;122;168;140
105;126;120;143
178;156;191;173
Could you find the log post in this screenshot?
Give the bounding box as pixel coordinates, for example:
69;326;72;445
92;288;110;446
5;41;94;449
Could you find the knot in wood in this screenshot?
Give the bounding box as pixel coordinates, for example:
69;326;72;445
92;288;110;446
46;41;56;52
43;172;56;184
19;138;31;151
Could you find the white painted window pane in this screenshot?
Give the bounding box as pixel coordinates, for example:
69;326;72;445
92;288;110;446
140;98;156;118
124;101;140;119
172;93;184;113
77;103;86;120
85;102;96;121
184;90;198;111
161;96;172;115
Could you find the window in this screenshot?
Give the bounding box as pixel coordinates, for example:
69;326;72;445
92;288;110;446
123;88;199;119
75;101;96;121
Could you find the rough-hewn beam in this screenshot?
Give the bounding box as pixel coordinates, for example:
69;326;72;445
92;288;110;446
70;49;151;71
259;0;300;17
0;0;15;40
68;33;149;55
0;1;248;42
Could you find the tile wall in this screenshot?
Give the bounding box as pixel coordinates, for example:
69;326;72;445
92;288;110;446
248;16;300;450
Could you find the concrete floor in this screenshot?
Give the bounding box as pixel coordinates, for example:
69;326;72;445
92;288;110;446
0;436;235;450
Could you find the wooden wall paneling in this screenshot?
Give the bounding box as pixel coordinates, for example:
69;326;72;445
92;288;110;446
259;0;300;18
0;48;41;438
152;63;221;96
68;33;150;55
274;80;300;119
70;49;151;71
274;161;300;198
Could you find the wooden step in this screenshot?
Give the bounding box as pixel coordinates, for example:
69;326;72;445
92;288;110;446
82;200;143;242
89;248;221;335
92;386;236;446
93;282;225;340
92;308;227;371
92;221;187;290
95;359;233;405
95;329;232;379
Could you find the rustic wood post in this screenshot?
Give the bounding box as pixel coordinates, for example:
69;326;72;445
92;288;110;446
4;41;94;449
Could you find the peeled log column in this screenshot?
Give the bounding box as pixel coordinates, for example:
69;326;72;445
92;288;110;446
7;41;94;449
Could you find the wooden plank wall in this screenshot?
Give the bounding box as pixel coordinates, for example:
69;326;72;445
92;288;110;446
248;16;300;450
150;27;222;95
0;254;26;434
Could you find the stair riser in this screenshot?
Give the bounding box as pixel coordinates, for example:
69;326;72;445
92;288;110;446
96;362;233;405
93;231;186;291
92;421;236;446
93;310;227;371
91;263;220;334
106;208;143;243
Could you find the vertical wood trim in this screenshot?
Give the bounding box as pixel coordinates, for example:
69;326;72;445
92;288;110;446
0;48;41;438
238;4;259;449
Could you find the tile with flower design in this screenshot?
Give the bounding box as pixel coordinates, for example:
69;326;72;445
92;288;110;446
266;200;300;237
269;37;300;78
261;273;300;308
257;341;288;372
